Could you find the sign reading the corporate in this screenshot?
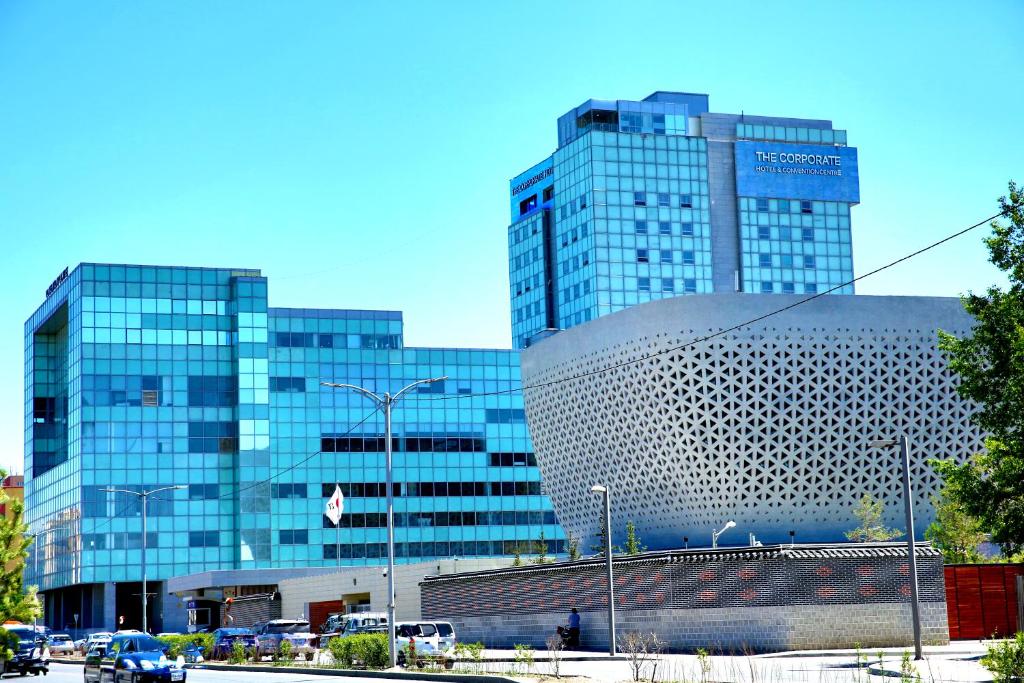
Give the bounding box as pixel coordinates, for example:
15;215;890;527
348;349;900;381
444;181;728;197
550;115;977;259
735;141;859;203
509;156;555;220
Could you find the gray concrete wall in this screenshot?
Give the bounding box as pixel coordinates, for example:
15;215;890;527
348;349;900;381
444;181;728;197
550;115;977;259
445;602;949;652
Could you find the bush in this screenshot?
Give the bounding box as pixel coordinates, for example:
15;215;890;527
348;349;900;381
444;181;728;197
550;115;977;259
981;632;1024;683
156;633;214;659
229;639;251;664
328;634;389;670
0;630;20;662
275;639;293;664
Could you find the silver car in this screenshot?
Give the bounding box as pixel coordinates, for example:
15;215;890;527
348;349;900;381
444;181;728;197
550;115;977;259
256;620;317;660
47;633;75;655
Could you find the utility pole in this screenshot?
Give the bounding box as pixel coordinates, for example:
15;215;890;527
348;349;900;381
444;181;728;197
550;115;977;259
321;376;446;668
103;485;185;633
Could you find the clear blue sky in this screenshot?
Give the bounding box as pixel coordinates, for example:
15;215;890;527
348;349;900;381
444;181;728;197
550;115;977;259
1;1;1021;473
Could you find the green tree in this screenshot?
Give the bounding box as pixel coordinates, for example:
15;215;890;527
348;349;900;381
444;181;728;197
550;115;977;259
511;544;524;566
845;493;902;542
0;468;41;626
566;533;581;562
532;531;549;564
589;521;621;556
936;181;1024;555
924;483;986;564
623;521;645;555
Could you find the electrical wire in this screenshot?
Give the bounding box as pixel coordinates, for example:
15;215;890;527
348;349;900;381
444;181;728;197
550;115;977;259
412;208;1010;402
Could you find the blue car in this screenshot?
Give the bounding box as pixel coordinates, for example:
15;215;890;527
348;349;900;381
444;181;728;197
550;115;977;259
0;625;48;676
209;629;255;661
83;634;185;683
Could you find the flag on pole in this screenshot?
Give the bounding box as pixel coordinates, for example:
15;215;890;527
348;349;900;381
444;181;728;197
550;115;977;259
325;485;344;526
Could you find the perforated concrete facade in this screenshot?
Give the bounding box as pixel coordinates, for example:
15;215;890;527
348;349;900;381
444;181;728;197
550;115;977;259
520;294;982;550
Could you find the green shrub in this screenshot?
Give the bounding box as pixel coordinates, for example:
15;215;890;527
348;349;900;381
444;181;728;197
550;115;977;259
229;640;249;664
275;639;293;664
156;633;214;659
0;630;20;662
328;634;388;670
981;633;1024;683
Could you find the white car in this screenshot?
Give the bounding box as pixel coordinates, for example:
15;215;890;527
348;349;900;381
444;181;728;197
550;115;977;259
255;620;317;660
79;632;112;655
394;622;440;664
47;633;75;655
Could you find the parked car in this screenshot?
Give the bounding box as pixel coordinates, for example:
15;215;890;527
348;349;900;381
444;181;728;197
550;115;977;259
84;633;185;683
46;633;75;655
433;622;456;655
254;620;316;661
209;628;256;660
79;632;112;655
393;622;440;664
0;623;49;676
318;612;388;647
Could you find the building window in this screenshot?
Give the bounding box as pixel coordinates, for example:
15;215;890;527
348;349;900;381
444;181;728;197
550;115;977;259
659;249;673;263
801;200;813;214
758;225;771;239
638;277;650;292
657;193;671;207
679;194;693;208
802;227;815;241
579;193;588;210
634;192;647;206
782;282;796;294
188;531;219;548
636;249;649;263
519;195;537;216
805;283;818;294
781;254;793;268
634;220;647;234
682;250;695;265
760;281;774;293
758;253;772;268
681;222;694;236
543;186;554;202
683;278;697;293
659;221;671;235
756;198;769;212
804;255;816;269
778;199;790;213
662;278;674;293
279;529;308;545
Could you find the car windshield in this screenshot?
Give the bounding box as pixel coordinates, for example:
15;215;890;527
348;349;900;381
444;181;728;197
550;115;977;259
52;635;72;642
7;628;36;643
267;623;309;634
119;636;164;652
218;629;251;637
396;625;421;638
418;624;437;637
436;624;453;637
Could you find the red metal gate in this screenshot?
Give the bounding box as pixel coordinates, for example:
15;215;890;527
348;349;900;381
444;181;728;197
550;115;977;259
945;564;1024;639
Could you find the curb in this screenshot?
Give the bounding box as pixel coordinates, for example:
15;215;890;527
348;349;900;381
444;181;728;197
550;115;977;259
49;659;518;683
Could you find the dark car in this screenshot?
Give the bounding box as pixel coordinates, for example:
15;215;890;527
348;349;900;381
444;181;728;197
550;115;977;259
0;625;48;677
83;634;185;683
209;629;255;661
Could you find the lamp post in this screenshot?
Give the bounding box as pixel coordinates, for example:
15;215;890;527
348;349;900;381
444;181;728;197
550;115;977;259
712;520;736;549
590;485;615;656
322;376;447;668
868;435;922;660
103;485;185;633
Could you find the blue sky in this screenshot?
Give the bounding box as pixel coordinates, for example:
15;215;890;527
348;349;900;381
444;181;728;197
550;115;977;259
1;1;1021;473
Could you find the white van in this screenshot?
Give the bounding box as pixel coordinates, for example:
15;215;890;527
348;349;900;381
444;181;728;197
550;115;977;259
393;622;439;662
433;622;456;654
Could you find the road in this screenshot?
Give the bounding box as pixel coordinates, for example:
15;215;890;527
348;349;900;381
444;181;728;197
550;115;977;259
29;664;417;683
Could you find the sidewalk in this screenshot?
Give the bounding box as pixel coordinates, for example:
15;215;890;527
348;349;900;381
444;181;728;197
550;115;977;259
453;642;992;683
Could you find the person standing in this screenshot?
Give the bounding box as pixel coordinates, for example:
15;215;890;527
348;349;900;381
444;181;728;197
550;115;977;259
567;608;581;648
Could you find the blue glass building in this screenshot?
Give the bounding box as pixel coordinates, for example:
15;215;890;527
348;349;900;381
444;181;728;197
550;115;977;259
25;264;560;632
509;91;860;348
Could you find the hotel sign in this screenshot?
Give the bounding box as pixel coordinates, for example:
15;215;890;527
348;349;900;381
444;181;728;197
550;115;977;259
735;141;859;203
46;267;69;298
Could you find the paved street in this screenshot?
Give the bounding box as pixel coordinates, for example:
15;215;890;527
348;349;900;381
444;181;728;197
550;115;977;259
34;664;412;683
36;641;997;683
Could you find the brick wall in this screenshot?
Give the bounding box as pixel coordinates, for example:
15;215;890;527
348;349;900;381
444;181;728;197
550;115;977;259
421;544;948;652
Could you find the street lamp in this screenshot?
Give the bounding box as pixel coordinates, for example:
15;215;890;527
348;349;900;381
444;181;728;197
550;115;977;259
590;484;615;656
322;376;447;668
868;435;922;660
712;520;736;549
103;485;185;633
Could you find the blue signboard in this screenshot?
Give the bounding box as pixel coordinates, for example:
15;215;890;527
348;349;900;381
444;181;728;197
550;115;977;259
735;141;859;203
509;156;554;221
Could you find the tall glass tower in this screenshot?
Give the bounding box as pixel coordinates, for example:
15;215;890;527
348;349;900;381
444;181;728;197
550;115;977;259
508;91;860;349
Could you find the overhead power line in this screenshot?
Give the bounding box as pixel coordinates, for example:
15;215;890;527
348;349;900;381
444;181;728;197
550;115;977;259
412;208;1010;402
